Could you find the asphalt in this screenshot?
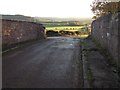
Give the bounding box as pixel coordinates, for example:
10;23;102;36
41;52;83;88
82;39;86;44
3;37;82;88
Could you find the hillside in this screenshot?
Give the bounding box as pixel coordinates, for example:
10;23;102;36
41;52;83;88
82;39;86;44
34;17;92;22
1;14;34;22
1;14;92;25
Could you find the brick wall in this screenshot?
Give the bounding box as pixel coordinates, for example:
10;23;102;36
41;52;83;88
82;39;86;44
2;19;46;50
91;12;120;67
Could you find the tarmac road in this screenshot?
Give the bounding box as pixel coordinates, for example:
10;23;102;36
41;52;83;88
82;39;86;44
3;37;82;88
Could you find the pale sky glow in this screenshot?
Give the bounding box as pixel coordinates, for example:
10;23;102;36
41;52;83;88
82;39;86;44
0;0;94;18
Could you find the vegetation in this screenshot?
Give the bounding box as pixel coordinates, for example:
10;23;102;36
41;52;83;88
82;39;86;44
46;30;61;37
45;25;91;37
46;26;83;31
46;30;90;37
91;0;120;19
42;17;92;37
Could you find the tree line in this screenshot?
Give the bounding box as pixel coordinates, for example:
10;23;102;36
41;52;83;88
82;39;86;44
46;30;90;37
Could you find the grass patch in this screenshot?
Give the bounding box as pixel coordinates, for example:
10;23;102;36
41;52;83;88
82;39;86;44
84;48;94;88
81;39;94;88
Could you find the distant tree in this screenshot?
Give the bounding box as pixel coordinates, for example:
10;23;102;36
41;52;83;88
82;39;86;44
75;31;79;35
91;0;120;19
46;30;60;36
59;30;64;34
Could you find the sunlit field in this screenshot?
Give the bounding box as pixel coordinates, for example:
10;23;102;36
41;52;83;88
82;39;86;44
46;26;85;31
45;25;91;38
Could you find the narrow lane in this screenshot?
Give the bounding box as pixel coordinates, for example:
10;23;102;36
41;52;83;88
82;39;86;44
3;37;82;88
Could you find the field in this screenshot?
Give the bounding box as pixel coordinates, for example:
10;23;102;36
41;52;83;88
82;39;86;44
46;26;85;32
45;25;91;38
43;20;92;38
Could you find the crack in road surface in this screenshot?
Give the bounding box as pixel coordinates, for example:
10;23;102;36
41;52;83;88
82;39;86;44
3;37;82;88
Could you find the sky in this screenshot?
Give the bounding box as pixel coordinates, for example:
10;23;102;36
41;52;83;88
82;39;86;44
0;0;94;18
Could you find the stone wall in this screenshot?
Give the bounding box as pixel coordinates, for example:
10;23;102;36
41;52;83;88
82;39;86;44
91;12;120;67
2;19;46;50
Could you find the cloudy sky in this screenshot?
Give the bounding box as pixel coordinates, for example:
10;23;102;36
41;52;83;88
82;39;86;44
0;0;94;18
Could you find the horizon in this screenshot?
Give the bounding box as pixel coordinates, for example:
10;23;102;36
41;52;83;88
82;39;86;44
0;0;94;18
1;14;93;19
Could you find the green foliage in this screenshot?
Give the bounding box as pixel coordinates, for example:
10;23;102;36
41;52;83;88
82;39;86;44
46;30;61;37
91;0;120;19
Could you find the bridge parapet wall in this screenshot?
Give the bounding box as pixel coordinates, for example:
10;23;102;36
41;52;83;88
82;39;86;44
91;12;120;68
1;19;46;50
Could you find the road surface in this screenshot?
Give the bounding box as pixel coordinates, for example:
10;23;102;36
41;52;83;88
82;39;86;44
3;37;82;88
